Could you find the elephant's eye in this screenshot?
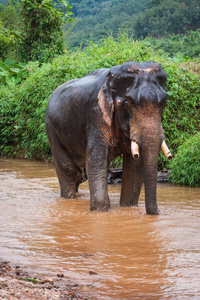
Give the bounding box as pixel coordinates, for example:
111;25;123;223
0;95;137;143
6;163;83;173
124;100;132;115
157;75;167;87
115;76;135;96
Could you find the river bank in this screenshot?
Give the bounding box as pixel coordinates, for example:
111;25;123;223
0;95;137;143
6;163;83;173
0;260;86;300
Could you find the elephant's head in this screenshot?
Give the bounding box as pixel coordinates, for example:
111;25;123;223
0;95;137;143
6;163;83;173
98;61;172;214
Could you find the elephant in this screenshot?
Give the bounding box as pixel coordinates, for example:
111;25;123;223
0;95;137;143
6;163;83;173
45;61;172;215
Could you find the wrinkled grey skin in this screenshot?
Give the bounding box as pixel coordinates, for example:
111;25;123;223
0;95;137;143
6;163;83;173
45;61;168;214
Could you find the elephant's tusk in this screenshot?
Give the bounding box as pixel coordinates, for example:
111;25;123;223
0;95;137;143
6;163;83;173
131;141;139;160
161;140;172;160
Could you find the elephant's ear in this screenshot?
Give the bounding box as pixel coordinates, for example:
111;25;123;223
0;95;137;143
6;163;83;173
98;72;114;127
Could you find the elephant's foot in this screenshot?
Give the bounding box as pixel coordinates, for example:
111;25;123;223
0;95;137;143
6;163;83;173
90;204;110;211
146;206;161;215
60;182;78;199
120;201;138;207
61;189;76;199
90;197;111;211
59;170;83;199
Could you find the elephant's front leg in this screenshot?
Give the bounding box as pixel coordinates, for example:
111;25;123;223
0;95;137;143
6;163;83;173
120;153;143;207
86;144;110;211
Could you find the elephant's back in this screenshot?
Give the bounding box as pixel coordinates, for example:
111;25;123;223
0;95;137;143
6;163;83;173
46;68;109;121
51;68;109;101
45;68;110;158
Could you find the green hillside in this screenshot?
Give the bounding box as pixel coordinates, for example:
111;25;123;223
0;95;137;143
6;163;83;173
1;0;199;57
64;0;200;49
64;0;147;47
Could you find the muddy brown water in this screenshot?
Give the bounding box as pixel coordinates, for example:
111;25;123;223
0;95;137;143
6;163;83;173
0;159;200;299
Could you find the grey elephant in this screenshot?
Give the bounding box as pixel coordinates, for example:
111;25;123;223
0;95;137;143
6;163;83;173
45;61;172;215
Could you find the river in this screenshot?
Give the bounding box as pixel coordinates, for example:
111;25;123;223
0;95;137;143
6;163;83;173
0;159;200;299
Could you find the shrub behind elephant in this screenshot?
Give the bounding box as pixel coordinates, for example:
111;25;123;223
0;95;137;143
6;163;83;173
45;61;171;215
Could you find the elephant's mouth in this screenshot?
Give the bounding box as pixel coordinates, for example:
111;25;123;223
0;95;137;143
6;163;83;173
131;140;172;160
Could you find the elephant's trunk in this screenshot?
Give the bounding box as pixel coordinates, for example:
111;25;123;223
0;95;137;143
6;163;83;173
142;138;160;214
128;104;171;214
143;139;171;214
144;163;159;214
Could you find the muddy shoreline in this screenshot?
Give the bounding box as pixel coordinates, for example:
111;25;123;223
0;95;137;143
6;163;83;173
0;260;87;299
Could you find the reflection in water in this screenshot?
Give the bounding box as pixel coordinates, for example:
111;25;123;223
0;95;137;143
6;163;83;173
0;159;200;299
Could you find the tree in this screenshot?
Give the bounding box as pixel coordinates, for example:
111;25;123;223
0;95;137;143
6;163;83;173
19;0;73;63
0;0;21;61
0;19;15;60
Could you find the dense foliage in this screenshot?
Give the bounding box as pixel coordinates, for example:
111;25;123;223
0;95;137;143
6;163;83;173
0;0;73;63
1;0;199;61
133;0;199;39
148;30;200;59
20;0;73;62
0;0;199;186
169;133;200;186
0;37;199;176
65;0;200;50
0;60;29;85
0;1;21;61
65;0;147;48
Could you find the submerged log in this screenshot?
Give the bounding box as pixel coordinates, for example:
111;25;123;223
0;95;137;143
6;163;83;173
108;168;169;184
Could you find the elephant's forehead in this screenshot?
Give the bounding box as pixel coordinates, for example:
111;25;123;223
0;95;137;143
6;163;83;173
127;66;160;75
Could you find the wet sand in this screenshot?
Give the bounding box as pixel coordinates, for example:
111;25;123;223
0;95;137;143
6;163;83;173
0;260;85;299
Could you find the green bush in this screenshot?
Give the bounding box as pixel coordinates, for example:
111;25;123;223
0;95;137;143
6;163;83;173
0;60;30;85
160;60;200;169
0;62;57;159
0;36;199;172
0;2;22;61
169;133;200;187
148;30;200;59
0;21;16;61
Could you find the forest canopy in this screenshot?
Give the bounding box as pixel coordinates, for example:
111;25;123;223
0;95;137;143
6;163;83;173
64;0;200;49
0;0;200;59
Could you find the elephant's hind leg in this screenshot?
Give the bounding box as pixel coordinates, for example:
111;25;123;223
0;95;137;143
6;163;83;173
56;151;82;199
46;127;82;198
